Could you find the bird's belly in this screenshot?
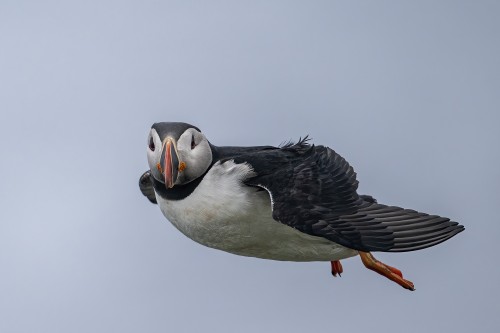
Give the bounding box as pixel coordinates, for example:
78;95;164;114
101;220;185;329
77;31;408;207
212;214;359;262
156;164;357;262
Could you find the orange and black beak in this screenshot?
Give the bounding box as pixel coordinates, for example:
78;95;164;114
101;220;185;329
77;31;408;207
160;138;180;188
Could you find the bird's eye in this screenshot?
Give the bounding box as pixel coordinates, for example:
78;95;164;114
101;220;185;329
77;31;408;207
191;135;196;149
149;136;155;151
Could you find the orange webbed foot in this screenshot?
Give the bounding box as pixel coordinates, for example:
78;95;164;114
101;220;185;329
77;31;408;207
330;260;343;277
359;251;415;291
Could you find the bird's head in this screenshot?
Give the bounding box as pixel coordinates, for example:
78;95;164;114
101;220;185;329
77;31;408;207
147;122;213;188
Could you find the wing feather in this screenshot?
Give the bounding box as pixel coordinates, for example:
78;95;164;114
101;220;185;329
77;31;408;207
139;171;157;204
234;141;464;252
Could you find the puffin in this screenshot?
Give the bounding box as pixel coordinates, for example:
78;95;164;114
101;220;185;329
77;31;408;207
139;122;464;290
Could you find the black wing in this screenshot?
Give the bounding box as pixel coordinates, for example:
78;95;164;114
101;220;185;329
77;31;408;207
231;140;464;252
139;171;157;204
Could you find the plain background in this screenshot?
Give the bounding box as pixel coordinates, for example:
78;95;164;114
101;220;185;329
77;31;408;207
1;1;499;332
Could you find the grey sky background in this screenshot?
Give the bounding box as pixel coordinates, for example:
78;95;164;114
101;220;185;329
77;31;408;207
1;1;499;332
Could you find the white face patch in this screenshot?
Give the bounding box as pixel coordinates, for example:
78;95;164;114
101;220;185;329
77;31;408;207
175;128;213;185
146;128;163;182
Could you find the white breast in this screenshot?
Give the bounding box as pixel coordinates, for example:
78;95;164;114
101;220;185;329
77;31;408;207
156;160;358;262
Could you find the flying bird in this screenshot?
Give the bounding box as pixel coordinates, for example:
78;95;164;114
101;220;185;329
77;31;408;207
139;122;464;290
